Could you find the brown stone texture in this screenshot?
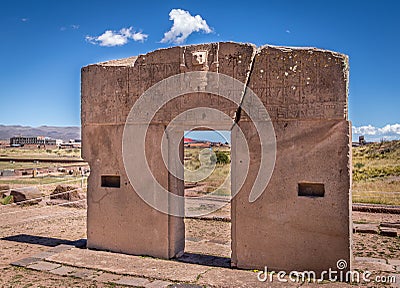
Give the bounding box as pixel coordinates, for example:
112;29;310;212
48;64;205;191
50;185;83;201
82;42;351;275
10;187;42;204
46;248;211;283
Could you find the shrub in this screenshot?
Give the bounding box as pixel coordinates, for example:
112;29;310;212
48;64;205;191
354;162;365;169
0;195;13;205
215;151;230;165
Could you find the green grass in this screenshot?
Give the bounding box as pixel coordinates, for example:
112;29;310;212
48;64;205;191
0;161;87;171
184;147;231;196
352;140;400;205
0;175;85;186
0;175;87;196
185;140;400;204
0;178;87;204
0;147;85;170
0;195;13;204
0;147;81;158
2;141;400;205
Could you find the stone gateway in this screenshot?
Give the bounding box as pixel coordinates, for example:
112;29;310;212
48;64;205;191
81;42;351;275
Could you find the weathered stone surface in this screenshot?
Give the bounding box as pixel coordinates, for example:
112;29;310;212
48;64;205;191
381;222;400;229
33;251;58;259
47;244;75;253
82;42;351;275
46;247;211;283
198;267;297;288
380;227;398;237
354;223;379;234
93;272;122;283
114;276;151;286
11;257;40;267
70;268;102;280
355;257;387;264
50;185;83;201
145;280;173;288
353;203;400;214
27;261;61;271
247;46;348;121
10;187;42;204
167;285;204;288
388;259;400;266
231;119;351;274
354;257;395;273
50;265;76;276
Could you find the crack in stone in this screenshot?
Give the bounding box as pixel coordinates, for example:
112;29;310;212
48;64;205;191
194;266;214;283
231;46;258;130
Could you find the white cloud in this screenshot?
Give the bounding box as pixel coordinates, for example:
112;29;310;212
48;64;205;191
161;9;212;44
352;124;400;142
286;30;291;34
86;27;148;47
71;24;80;30
21;18;29;22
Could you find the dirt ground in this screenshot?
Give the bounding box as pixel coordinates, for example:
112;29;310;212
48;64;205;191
0;203;399;287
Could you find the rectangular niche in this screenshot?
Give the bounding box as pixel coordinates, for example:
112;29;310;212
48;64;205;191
101;175;121;188
298;182;325;197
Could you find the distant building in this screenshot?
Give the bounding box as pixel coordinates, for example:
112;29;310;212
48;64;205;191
359;135;366;146
352;135;369;147
10;136;59;147
183;137;229;148
59;139;82;149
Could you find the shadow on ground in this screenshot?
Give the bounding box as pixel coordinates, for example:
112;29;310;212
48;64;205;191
175;252;231;268
1;234;86;248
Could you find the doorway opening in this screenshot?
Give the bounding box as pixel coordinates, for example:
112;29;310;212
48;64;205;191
180;130;232;267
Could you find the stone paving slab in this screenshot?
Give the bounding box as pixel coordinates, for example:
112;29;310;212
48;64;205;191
70;267;102;280
50;265;76;276
145;279;174;288
168;284;204;288
11;246;400;287
34;251;59;259
27;260;61;271
114;276;151;286
47;244;76;253
45;247;210;283
197;267;297;288
10;257;41;267
93;271;122;283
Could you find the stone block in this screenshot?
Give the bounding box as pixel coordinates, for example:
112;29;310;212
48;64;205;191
82;42;351;276
145;280;173;288
10;187;42;204
50;265;76;276
380;227;398;237
27;261;61;271
11;257;41;267
114;276;151;286
354;223;379;234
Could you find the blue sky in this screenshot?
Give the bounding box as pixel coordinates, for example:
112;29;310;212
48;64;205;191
1;0;399;142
